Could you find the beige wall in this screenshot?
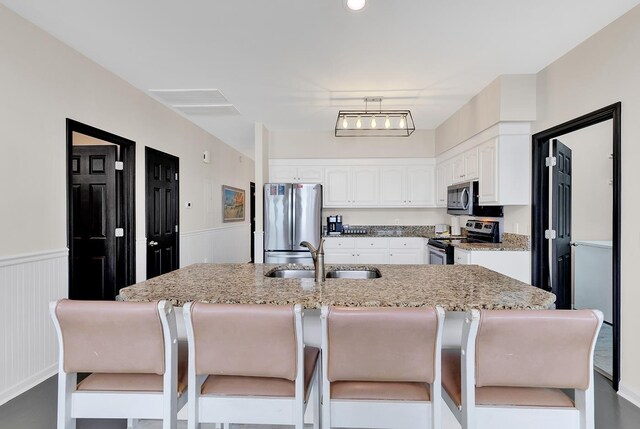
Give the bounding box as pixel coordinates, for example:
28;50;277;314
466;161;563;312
269;129;435;159
503;5;640;399
435;75;536;155
559;121;613;242
0;5;254;257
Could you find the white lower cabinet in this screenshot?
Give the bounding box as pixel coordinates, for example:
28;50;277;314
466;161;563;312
324;237;426;265
389;238;425;264
454;248;531;283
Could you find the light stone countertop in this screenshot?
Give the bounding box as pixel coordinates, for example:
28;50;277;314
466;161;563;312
119;263;555;311
455;242;529;251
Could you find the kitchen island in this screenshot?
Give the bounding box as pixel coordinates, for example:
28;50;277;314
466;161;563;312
119;263;554;310
120;263;555;347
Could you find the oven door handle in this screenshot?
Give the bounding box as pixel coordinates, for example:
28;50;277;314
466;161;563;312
428;245;447;254
461;188;470;210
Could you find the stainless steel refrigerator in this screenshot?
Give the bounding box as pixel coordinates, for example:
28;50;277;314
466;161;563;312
264;183;322;265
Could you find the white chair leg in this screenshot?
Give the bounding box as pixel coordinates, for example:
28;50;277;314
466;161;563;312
57;372;76;429
313;367;321;429
127;419;138;428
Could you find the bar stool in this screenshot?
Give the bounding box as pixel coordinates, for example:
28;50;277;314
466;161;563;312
442;309;603;429
183;302;320;429
320;305;445;429
49;299;187;429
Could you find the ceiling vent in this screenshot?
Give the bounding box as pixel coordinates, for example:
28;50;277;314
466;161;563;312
174;104;240;116
148;89;239;116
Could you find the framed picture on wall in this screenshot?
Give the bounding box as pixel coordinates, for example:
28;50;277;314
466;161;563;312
222;185;245;222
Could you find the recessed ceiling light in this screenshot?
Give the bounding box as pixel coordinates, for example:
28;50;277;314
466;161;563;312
345;0;367;12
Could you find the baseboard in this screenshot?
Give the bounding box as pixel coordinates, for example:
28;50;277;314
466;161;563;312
0;364;57;407
618;381;640;409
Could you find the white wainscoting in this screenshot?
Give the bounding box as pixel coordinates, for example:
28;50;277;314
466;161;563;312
180;223;252;267
0;248;68;406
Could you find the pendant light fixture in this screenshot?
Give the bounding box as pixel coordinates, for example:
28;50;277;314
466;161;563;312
335;98;415;137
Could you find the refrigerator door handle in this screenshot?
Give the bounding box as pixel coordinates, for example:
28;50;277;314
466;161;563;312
290;188;296;249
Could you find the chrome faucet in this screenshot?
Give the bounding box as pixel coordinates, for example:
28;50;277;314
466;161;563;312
300;239;325;283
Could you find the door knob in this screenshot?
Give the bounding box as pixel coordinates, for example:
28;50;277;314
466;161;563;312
149;241;159;247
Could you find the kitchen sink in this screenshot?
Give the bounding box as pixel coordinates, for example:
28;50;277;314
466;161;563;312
265;268;382;279
265;269;315;278
325;269;381;279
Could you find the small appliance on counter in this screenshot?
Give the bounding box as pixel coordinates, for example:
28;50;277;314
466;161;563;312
427;219;501;265
435;224;449;235
342;226;368;235
327;215;343;236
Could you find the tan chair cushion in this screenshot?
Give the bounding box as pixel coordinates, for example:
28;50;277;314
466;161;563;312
76;341;188;395
476;310;600;390
331;381;431;402
55;300;165;374
191;303;297;380
327;307;438;383
201;346;319;398
441;349;574;408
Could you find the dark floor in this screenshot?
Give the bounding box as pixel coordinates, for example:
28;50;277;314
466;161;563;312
1;373;639;428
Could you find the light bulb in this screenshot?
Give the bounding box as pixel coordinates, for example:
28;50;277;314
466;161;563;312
385;116;391;129
356;116;362;129
342;117;349;129
371;117;377;128
399;115;406;129
346;0;367;12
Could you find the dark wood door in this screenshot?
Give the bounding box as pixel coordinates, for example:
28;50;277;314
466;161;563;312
71;145;117;300
146;147;179;279
551;139;572;309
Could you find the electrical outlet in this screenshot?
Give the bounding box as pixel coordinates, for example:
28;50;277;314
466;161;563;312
394;218;400;225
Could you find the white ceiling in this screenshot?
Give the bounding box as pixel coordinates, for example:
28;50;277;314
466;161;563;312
2;0;638;156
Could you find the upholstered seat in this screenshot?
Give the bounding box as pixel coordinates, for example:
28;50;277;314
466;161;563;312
441;349;573;408
442;309;603;429
184;303;320;429
320;305;445;429
200;346;319;398
77;341;189;395
50;299;185;429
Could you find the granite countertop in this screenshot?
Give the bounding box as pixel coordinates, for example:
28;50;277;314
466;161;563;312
326;232;436;239
455;242;529;251
119;263;555;311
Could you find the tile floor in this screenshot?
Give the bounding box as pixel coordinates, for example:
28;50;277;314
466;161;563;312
1;372;639;428
595;322;613;379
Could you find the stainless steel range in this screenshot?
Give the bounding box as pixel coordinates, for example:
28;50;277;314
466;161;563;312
427;219;501;265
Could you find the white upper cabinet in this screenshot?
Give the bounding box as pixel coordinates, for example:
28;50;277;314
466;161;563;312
379;165;435;207
435;161;453;207
379;167;406;206
324;167;351;206
352;167;379;206
269;165;324;183
269;158;436;208
406;166;435;206
451;147;479;184
464;147;479;180
478;135;529;205
323;166;378;207
436;122;531;206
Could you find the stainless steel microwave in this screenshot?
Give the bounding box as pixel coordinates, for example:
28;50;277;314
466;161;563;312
447;181;503;217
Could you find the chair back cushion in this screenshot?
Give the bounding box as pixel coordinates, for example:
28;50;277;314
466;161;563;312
190;303;297;380
55;300;165;374
475;309;601;390
327;307;438;383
